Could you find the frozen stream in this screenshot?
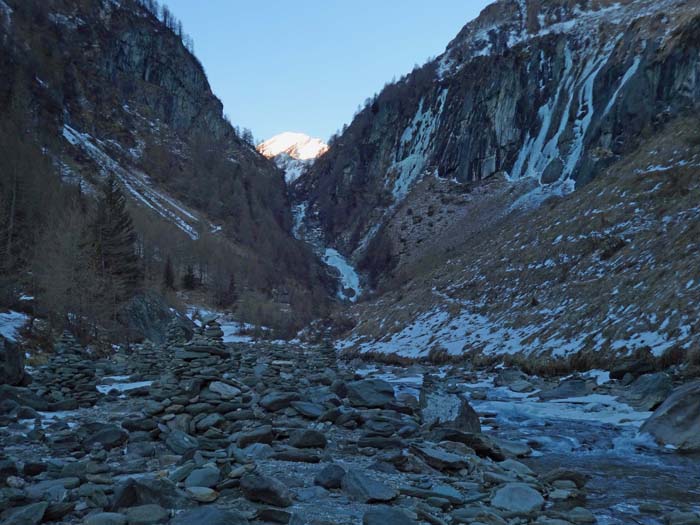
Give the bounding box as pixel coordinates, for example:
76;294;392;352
363;366;700;524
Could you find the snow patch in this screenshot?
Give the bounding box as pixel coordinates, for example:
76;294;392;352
0;311;28;342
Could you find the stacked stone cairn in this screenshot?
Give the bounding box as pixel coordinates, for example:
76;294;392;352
30;331;98;410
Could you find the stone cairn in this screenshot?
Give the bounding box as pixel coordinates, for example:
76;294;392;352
31;331;99;410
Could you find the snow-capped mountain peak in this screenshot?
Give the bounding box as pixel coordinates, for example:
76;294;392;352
258;132;328;161
257;132;328;183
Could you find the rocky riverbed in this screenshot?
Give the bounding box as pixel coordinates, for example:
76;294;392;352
1;323;699;525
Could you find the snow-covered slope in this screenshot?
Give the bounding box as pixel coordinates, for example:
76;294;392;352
258;132;328;183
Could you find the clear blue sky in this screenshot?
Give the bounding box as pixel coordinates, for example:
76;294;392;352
165;1;491;142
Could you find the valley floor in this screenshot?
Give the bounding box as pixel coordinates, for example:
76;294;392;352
1;330;699;525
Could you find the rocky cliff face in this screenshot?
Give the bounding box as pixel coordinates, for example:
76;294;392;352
0;0;330;326
293;0;700;284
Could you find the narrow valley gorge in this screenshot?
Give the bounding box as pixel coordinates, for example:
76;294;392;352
1;1;699;525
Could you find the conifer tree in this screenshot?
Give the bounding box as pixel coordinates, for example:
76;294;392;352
91;175;142;314
182;265;197;290
163;255;175;290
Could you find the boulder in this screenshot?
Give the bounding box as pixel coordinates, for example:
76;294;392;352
240;474;292;507
314;464;346;489
1;502;48;525
619;372;672;411
83;424;129;450
346;379;395;408
641;380;700;452
539;378;593;400
288;429;327;449
117;292;193;344
184;466;220;488
420;391;480;433
491;483;544;515
111;477;191;510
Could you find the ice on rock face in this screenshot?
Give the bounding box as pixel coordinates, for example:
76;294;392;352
323;248;361;302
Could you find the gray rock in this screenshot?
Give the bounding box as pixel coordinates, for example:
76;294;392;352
539;378;592;401
170;507;249;525
291;401;324;419
420;391;480;433
288;429;327;449
111;477;191;510
363;506;418;525
240;474;293;507
259;391;300;412
620;372;673;411
184;466;220;488
491;483;544;515
346;379;395;408
341;469;397;503
84;513;127;525
185;486;218;502
117;292;193;344
411;443;471;471
125;504;168;525
208;381;241;399
314;464;346;489
1;502;48;525
83;424;129;450
165;430;199;455
641;380;700;452
238;425;274;448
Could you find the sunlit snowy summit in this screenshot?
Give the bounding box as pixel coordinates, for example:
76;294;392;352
257;132;329;183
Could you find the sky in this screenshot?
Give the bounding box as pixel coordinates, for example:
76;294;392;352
164;1;492;143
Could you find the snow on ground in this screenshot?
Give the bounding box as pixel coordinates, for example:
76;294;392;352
323;248;362;302
62;124;207;240
96;380;153;394
0;311;29;342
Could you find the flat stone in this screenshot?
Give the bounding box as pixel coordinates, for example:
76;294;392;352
341;469;397;503
165;430;199;455
363;506;418;525
288;429;327;449
170;507;249;525
84;513;128;525
411;443;471;471
291;401;324;419
259;391;300;412
125;505;168;525
186;487;218;502
1;502;49;525
209;381;241;399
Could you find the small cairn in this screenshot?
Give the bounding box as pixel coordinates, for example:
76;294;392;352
31;331;98;409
